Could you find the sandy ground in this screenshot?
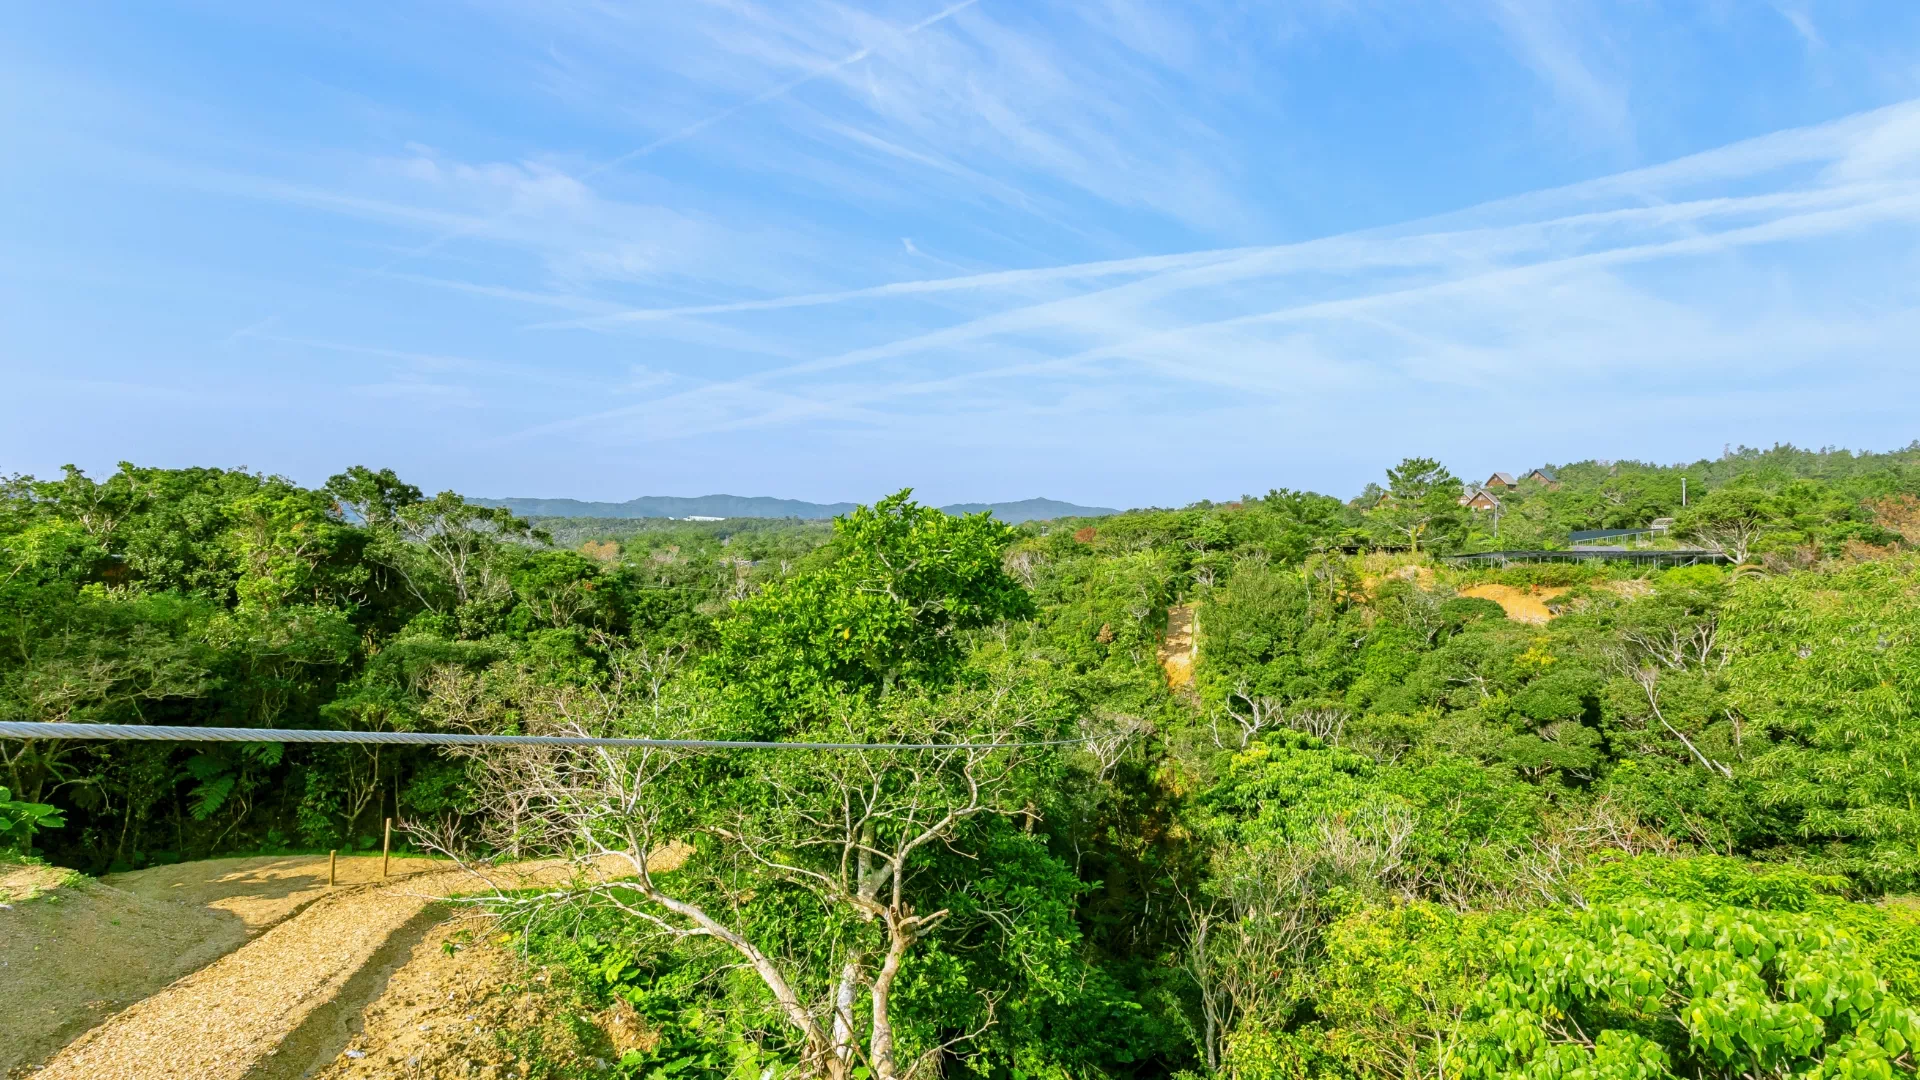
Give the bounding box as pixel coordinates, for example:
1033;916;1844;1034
31;864;470;1080
105;854;447;934
1;860;78;901
1159;603;1197;689
304;857;687;1080
2;865;246;1078
2;855;453;1078
1459;579;1657;624
14;848;688;1079
304;916;534;1080
302;917;653;1080
1458;583;1569;624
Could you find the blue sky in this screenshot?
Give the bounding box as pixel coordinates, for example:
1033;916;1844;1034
5;2;1920;508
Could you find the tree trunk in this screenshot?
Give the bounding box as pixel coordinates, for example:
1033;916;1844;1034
633;872;836;1070
116;792;134;868
869;922;913;1080
831;958;863;1076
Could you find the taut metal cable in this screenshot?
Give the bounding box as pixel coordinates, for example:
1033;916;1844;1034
0;722;1087;752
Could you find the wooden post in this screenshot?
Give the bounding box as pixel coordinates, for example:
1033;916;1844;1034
382;818;392;879
328;849;338;887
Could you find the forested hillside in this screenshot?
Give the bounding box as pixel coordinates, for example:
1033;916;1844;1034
479;494;1119;525
5;445;1920;1080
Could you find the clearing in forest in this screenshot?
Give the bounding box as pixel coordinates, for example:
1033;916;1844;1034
8;849;693;1079
1160;603;1197;688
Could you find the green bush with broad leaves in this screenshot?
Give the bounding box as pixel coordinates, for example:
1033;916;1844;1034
9;448;1920;1080
0;785;64;852
1451;895;1920;1080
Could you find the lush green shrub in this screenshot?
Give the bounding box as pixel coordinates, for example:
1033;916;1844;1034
1452;894;1920;1080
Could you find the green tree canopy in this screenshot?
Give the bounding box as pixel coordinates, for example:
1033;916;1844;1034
1371;457;1465;552
703;491;1033;728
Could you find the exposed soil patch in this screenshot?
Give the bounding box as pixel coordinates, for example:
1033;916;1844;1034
1459;580;1658;624
1;860;79;901
11;846;693;1080
304;918;611;1080
1458;583;1568;624
299;847;690;1078
32;864;466;1080
250;903;453;1080
107;854;447;935
1159;603;1197;689
1;872;245;1079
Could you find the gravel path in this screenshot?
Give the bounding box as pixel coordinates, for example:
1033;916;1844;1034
2;867;245;1079
106;854;447;935
32;869;469;1080
24;851;677;1079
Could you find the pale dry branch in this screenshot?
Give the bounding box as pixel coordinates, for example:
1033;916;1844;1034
424;648;1041;1080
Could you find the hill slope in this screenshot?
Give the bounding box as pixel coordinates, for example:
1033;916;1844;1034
478;494;1117;524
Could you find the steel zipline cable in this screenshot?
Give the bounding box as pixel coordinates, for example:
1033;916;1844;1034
0;721;1090;752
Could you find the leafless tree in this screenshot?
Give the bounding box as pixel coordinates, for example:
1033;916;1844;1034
1082;711;1154;780
1178;806;1411;1071
421;652;1047;1080
1002;549;1041;589
1624;664;1733;779
1622;617;1726;673
1219;681;1281;748
1516;796;1682;908
1312;804;1414;883
1692;522;1762;565
1614;618;1735;778
1287;706;1348;744
1178;846;1317;1072
1217;682;1348;750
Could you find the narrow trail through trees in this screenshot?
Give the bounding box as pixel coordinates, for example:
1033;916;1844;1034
15;850;692;1079
32;862;467;1080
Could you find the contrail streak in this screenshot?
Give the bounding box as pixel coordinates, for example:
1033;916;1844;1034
224;0;982;337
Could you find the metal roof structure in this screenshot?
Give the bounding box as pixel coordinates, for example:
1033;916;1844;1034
1568;527;1655;542
1441;548;1729;567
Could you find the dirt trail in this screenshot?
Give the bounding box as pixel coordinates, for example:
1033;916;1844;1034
3;855;452;1079
1159;603;1197;689
107;854;444;935
29;861;461;1080
22;851;680;1080
307;851;686;1080
3;865;246;1078
306;918;592;1080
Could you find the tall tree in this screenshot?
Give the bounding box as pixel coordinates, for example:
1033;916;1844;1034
1678;486;1779;564
704;490;1032;728
1370;457;1464;552
432;657;1074;1080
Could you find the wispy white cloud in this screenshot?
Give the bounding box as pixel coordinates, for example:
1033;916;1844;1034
1772;2;1824;50
491;0;1261;233
512;99;1920;447
10;0;1920;503
538;167;1913;332
586;0;985;175
133;143;833;300
1482;0;1635;152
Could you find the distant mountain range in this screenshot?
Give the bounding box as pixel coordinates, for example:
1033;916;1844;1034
476;494;1119;525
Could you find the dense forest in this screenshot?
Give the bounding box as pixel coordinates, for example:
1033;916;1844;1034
5;443;1920;1080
